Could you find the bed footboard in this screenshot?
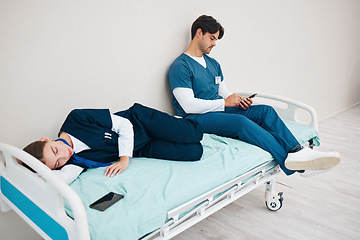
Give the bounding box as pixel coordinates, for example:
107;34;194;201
0;143;90;240
237;92;318;131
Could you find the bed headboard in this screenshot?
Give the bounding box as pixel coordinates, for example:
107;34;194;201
0;143;90;240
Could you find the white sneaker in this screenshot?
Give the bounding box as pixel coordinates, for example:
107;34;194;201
285;147;340;171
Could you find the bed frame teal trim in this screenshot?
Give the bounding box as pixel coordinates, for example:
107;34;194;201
0;176;68;240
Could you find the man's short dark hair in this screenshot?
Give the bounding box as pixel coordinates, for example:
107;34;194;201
191;15;224;40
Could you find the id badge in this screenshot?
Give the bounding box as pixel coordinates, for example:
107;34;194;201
215;76;221;84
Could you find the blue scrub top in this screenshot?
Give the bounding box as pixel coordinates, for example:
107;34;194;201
168;53;224;117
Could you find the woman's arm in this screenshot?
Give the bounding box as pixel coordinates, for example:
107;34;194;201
110;113;134;157
103;114;134;177
104;156;129;177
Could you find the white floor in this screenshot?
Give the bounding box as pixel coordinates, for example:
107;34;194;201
0;105;359;240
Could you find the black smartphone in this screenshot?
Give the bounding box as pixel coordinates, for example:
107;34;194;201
89;192;124;211
249;93;257;98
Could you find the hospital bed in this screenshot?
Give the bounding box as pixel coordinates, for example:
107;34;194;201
0;93;320;240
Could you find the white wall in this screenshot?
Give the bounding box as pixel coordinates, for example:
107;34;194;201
0;0;359;239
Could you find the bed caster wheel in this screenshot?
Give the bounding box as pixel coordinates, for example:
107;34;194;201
265;192;283;211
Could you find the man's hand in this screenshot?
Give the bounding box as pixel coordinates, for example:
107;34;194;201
225;93;253;110
238;96;253;110
225;94;242;107
104;156;129;177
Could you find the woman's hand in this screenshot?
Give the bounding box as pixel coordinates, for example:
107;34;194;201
104;156;129;177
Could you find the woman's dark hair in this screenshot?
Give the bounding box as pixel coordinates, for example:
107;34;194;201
23;141;46;160
191;15;224;40
22;141;46;172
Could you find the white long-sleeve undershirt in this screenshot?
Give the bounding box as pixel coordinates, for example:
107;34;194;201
218;80;233;99
173;81;233;114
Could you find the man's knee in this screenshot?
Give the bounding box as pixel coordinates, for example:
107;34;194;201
257;105;277;115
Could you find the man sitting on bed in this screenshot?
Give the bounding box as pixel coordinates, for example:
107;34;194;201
22;103;203;184
167;15;340;176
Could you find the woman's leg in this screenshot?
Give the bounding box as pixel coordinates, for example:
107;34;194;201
135;139;203;161
116;103;203;144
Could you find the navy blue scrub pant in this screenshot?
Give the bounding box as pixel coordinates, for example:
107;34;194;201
188;105;299;175
115;103;203;161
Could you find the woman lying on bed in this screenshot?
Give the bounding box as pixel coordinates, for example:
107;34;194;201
22;103;203;184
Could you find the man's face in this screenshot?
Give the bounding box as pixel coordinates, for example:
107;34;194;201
199;30;219;54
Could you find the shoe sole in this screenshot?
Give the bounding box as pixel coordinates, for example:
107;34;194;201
299;168;334;177
285;156;340;170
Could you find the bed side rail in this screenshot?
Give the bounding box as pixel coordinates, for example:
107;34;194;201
167;161;277;221
144;162;280;239
237;92;318;131
0;143;90;240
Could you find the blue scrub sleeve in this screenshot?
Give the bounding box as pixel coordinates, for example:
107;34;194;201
168;60;192;90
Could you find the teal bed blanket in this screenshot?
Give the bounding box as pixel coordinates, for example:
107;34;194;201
65;121;320;240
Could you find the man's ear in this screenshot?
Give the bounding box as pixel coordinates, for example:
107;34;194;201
39;138;51;142
196;28;203;38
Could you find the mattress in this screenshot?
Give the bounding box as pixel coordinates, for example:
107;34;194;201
65;120;320;240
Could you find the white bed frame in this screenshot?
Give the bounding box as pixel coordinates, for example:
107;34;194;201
0;93;318;240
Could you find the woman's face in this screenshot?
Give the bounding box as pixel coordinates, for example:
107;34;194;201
40;139;73;169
